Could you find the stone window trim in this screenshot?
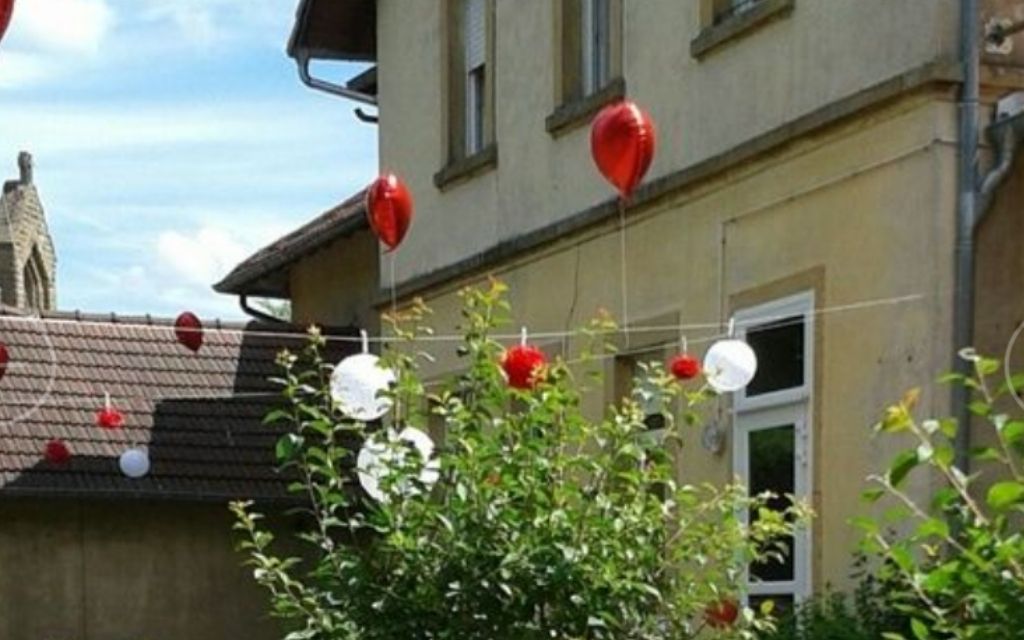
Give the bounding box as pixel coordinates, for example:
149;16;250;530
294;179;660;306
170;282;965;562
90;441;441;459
691;0;795;59
545;75;627;137
433;143;498;191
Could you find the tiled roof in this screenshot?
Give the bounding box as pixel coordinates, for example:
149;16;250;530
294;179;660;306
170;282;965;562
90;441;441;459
0;308;354;502
214;190;368;298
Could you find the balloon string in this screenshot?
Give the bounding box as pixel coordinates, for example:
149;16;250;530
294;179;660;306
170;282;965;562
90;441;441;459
389;252;397;317
619;197;630;348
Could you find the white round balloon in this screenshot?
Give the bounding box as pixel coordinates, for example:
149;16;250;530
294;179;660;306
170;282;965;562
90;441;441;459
703;339;758;393
357;427;440;502
330;353;396;421
119;447;151;479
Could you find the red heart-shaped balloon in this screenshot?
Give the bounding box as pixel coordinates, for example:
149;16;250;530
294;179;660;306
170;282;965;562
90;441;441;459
704;599;739;629
174;311;203;353
590;100;656;200
0;0;14;47
501;345;547;390
366;174;414;251
0;341;9;382
95;406;124;430
44;438;72;465
669;353;701;381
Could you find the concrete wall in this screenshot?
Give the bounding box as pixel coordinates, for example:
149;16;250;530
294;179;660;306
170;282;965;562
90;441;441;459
0;500;281;640
376;0;959;284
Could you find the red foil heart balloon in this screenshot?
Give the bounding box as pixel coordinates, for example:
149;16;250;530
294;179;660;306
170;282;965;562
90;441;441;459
704;599;740;629
0;0;14;46
175;312;203;352
590;100;656;200
44;438;72;465
0;341;8;381
366;174;414;251
501;345;547;390
95;406;124;430
669;354;701;381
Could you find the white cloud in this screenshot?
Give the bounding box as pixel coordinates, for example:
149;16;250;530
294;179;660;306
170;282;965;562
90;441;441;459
0;51;54;88
11;0;114;54
156;226;249;287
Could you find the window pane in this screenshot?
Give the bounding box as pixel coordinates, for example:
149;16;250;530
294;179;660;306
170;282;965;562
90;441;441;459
580;0;610;95
466;65;485;154
745;315;805;396
749;424;795;582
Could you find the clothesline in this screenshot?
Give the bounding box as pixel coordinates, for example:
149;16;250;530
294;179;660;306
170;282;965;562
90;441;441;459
0;291;926;346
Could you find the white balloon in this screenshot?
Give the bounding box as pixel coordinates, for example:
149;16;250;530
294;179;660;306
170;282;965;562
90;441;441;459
119;448;151;479
357;427;440;502
330;353;396;421
703;339;758;393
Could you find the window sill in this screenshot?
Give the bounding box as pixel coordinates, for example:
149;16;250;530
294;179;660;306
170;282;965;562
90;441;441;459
690;0;795;59
545;77;627;137
433;144;498;191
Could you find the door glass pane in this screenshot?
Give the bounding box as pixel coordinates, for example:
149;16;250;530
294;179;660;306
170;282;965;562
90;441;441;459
745;315;804;396
749;424;795;582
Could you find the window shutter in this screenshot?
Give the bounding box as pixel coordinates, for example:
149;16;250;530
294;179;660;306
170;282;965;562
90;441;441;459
464;0;486;71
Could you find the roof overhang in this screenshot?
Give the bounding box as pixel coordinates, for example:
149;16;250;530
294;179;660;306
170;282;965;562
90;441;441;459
288;0;377;63
213;191;369;299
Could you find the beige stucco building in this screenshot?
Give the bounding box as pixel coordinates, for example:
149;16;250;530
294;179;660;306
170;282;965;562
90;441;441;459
219;0;1024;606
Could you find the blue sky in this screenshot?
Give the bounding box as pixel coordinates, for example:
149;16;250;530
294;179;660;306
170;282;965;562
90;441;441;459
0;0;377;319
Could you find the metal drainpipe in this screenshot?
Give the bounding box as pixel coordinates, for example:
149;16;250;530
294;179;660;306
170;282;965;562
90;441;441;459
296;54;378;107
952;0;980;473
239;295;289;325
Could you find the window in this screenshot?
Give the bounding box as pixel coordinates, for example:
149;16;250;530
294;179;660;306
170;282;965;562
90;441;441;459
580;0;612;96
436;0;497;188
692;0;794;59
732;292;813;605
463;0;487;155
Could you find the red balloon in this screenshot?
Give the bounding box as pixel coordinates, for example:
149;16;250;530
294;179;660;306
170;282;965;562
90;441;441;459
44;438;71;465
0;0;13;46
0;341;8;381
175;311;203;352
704;599;740;629
501;345;547;390
366;174;414;251
669;354;701;381
95;406;124;430
590;100;656;199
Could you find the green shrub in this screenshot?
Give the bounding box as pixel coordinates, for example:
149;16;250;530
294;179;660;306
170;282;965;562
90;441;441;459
231;282;805;639
855;350;1024;639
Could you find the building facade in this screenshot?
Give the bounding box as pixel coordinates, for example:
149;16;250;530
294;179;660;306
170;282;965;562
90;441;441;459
219;0;1024;604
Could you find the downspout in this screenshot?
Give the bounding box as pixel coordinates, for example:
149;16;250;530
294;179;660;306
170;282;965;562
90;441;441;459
952;0;1024;472
952;0;981;473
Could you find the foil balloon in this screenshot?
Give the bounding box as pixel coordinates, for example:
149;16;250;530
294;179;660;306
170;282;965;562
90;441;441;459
174;312;203;352
590;100;656;199
0;0;13;47
669;353;701;381
703;339;758;393
0;341;8;381
43;439;72;465
366;174;414;251
357;427;440;502
501;344;547;390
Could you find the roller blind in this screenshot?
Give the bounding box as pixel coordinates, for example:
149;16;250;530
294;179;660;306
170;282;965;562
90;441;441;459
464;0;486;70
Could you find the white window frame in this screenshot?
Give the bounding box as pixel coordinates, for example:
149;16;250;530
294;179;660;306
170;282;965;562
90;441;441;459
581;0;611;96
732;291;814;604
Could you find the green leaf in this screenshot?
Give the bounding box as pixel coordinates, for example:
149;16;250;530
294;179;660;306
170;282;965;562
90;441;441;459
1001;420;1024;445
887;450;920;487
275;433;304;462
861;487;886;504
916;518;949;540
986;481;1024;510
910;617;930;640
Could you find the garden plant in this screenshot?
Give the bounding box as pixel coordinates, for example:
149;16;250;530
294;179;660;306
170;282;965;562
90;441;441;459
232;281;805;639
